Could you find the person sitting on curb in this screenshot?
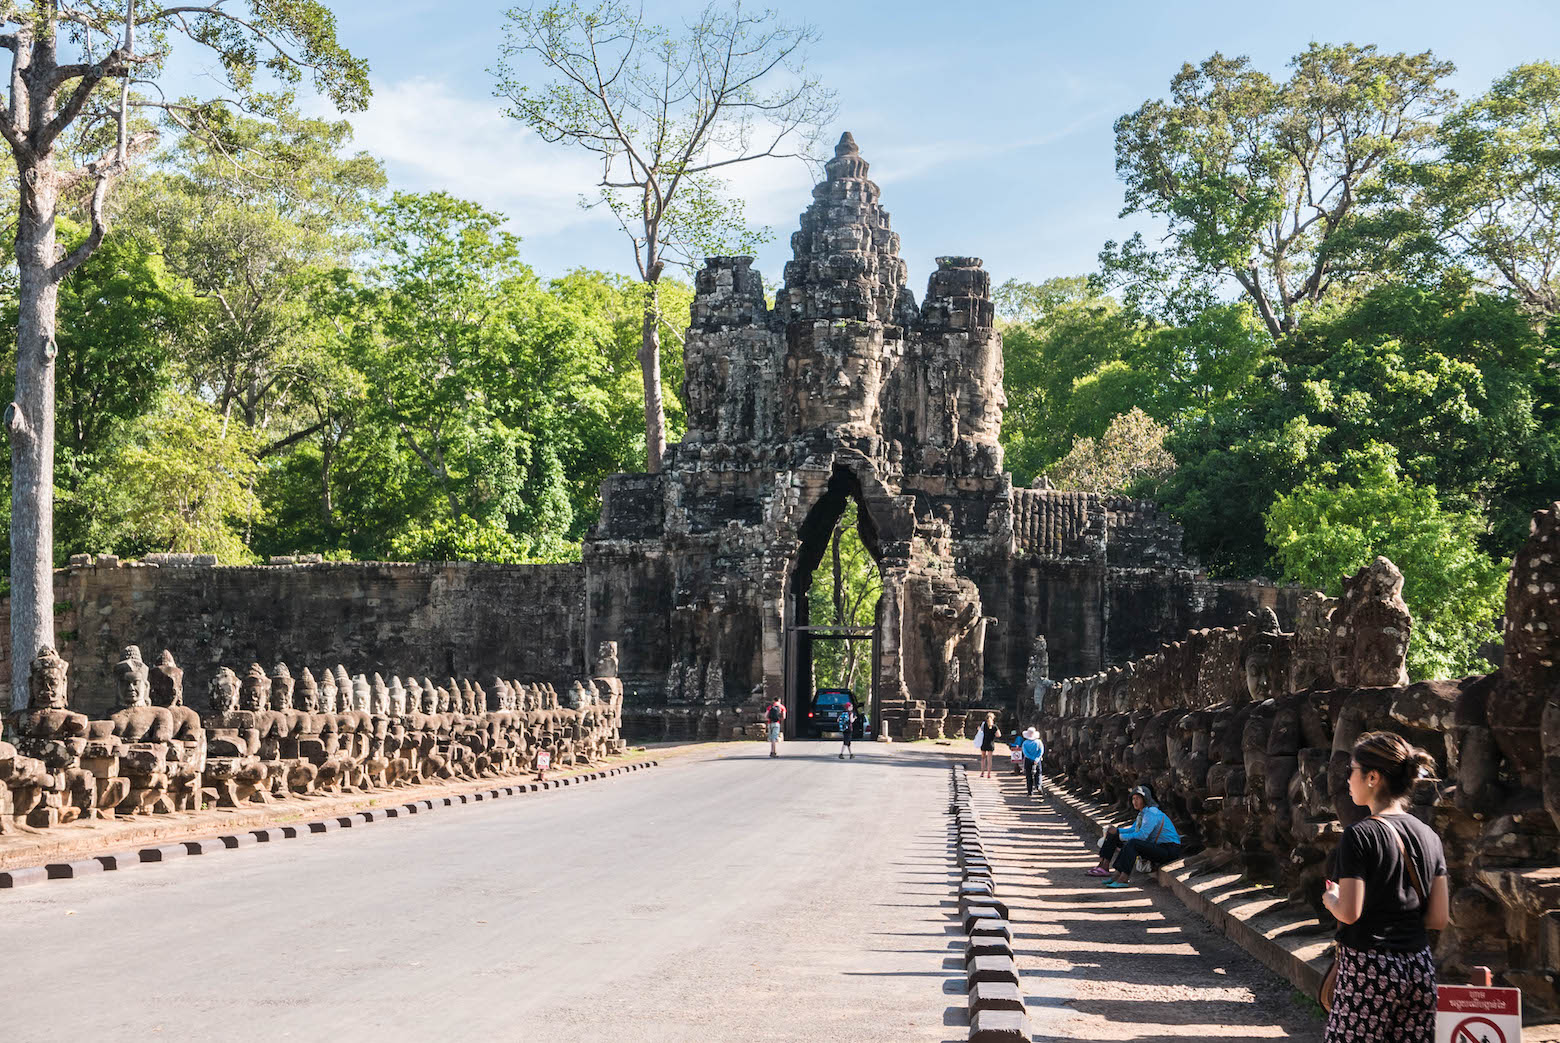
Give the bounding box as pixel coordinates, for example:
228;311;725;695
1084;784;1181;888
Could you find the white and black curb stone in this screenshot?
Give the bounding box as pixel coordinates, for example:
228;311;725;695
949;763;1030;1042
1;758;661;889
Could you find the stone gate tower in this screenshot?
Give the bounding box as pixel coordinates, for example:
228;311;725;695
584;133;1292;740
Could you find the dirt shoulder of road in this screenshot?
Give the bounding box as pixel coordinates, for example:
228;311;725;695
0;746;682;872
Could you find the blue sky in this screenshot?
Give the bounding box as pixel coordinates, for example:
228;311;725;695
281;0;1560;294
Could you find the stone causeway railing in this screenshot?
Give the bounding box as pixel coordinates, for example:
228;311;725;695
1038;502;1560;1021
1;642;625;832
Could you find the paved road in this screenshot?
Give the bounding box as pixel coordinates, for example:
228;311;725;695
4;744;965;1043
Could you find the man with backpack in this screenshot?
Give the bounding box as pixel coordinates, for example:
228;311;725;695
837;703;856;760
765;698;786;757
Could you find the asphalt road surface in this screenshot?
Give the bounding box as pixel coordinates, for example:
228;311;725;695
4;743;967;1042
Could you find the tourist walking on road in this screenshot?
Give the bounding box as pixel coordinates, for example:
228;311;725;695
1321;731;1448;1043
837;703;856;759
976;712;1001;778
1020;728;1044;797
1085;784;1181;887
766;697;786;758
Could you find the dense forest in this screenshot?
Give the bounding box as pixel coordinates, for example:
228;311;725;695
2;43;1556;682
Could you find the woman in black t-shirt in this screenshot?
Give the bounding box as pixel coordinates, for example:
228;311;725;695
977;713;1001;778
1321;731;1449;1042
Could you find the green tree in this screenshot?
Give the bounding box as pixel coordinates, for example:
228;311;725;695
1411;62;1560;314
1265;447;1505;678
72;394;261;564
1;0;368;708
1151;282;1555;577
998;277;1270;485
356;191;531;524
1049;407;1176;495
495;0;835;473
1106;44;1455;338
133;109;385;444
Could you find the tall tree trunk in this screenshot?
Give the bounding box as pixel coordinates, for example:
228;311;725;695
9;160;61;710
320;429;335;529
832;522;844;623
639;280;667;474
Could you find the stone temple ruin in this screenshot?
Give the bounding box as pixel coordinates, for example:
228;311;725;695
585;132;1291;740
3;132;1289;738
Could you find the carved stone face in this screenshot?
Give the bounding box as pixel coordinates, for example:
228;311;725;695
296;669;320;713
318;673;338;714
388;678;406;716
270;663;294;712
29;646;70;710
422;684;439;715
150;650;185;707
240;665;269;712
208;668;240;714
1245;644;1274;702
351;676;370;713
115;645;151;709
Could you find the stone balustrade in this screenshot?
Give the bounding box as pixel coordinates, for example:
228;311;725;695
1;642;626;831
1036;505;1560;1019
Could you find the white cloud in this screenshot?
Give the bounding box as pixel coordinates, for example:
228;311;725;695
345;76;607;239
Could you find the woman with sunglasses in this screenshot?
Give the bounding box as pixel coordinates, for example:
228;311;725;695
1321;731;1450;1042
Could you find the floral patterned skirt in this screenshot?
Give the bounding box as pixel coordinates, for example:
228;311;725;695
1323;944;1436;1042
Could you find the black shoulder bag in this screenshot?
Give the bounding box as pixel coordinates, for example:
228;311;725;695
1318;817;1427;1012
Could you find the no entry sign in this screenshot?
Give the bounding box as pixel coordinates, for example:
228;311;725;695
1436;984;1522;1043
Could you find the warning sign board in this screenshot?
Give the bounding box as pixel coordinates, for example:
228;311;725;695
1436;984;1522;1043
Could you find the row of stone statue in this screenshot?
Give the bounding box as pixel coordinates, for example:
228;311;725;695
1034;504;1560;1015
0;642;625;832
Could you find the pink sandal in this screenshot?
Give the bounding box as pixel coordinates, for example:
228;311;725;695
1085;866;1111;876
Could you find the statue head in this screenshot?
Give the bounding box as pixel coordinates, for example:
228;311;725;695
1244;639;1275;702
351;674;370;713
318;669;338;714
296;667;320;713
388;676;407;716
421;679;439;714
440;681;455;714
270;662;295;712
459;679;477;714
405;676;423;712
28;646;70;710
240;664;269;712
208;667;240;714
114;645;152;709
150;650;185;707
369;673;390;716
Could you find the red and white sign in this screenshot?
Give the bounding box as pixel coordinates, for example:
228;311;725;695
1436;985;1522;1043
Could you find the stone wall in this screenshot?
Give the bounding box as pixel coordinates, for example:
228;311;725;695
1;559;585;717
1034;507;1560;1018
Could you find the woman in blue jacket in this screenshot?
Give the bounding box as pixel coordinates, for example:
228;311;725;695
1084;785;1181;887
